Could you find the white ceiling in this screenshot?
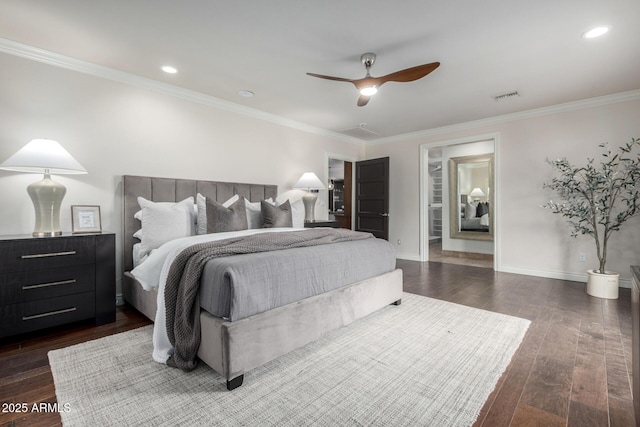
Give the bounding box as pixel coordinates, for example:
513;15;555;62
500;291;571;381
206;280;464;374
1;0;639;141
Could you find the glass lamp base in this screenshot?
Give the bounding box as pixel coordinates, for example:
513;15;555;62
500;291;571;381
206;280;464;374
301;191;318;222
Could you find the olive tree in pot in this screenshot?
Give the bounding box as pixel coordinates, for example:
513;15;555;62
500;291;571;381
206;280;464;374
542;137;640;299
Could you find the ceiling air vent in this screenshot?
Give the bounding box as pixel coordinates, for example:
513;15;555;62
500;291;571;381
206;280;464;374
492;91;520;102
340;123;380;140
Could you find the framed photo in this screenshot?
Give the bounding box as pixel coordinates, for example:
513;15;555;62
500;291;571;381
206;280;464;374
71;205;102;234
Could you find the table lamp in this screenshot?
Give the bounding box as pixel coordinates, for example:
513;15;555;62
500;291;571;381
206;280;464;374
469;188;485;201
0;139;87;237
293;172;326;222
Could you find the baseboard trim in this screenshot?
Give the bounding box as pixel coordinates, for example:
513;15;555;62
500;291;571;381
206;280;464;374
441;250;493;260
396;253;422;262
497;265;632;289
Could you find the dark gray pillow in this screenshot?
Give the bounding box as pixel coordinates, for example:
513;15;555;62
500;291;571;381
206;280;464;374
261;200;292;228
476;202;489;217
206;197;248;233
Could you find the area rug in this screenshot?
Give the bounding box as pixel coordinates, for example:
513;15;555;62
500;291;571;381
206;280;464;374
49;293;530;426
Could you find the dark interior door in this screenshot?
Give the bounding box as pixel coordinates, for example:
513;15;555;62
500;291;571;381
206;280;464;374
355;157;389;240
343;161;352;229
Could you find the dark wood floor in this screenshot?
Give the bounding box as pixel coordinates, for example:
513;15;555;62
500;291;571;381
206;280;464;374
0;260;635;426
400;259;635;427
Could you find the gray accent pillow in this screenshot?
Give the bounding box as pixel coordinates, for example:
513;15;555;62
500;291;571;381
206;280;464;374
206;197;248;233
261;199;292;228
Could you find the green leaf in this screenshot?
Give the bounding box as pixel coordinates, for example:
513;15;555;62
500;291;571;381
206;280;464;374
541;138;640;273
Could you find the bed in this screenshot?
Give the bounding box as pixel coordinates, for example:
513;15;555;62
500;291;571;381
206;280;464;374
121;175;403;390
461;216;489;232
460;197;490;232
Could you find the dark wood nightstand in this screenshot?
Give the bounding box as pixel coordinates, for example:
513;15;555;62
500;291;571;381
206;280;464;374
304;220;340;228
0;232;116;338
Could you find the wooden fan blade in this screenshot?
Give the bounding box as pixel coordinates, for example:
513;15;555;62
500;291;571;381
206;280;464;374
377;62;440;85
306;72;356;84
357;95;370;107
350;62;439;89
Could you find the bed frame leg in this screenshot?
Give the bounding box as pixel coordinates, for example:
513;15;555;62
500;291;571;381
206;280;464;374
226;375;244;391
392;299;401;306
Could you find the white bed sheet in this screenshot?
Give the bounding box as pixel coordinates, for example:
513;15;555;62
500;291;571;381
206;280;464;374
480;213;490;227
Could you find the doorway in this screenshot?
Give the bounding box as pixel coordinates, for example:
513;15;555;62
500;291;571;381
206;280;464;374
427;150;443;245
328;158;353;229
355;157;390;240
420;135;498;269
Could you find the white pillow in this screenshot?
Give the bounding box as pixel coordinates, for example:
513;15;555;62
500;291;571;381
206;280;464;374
288;199;305;228
196;193;239;234
244;197;275;229
135;204;197;222
136;196;195;257
465;202;477;219
132;242;149;268
133;204;197;248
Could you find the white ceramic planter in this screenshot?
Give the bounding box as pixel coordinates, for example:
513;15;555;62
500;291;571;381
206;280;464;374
586;269;619;299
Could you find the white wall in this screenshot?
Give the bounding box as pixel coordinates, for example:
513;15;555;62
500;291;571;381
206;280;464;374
0;53;364;294
365;96;640;283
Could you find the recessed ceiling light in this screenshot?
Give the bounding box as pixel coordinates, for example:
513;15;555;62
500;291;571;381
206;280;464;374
238;90;254;98
161;66;178;74
582;26;610;39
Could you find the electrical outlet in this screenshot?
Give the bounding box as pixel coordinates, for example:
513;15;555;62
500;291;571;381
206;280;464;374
579;253;586;262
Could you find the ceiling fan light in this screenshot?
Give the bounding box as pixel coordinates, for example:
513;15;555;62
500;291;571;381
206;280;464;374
360;86;377;96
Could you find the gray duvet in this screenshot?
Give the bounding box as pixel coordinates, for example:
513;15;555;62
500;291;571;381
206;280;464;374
164;228;396;370
199;238;396;321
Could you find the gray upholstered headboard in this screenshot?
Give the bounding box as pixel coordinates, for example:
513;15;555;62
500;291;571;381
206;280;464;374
122;175;277;273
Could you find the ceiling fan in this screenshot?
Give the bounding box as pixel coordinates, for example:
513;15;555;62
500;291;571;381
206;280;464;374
307;53;440;106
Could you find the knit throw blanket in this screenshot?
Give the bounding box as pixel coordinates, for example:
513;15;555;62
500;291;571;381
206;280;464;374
164;228;374;371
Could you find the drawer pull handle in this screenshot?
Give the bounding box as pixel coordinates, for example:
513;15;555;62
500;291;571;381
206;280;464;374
22;307;77;321
22;279;77;290
21;251;77;259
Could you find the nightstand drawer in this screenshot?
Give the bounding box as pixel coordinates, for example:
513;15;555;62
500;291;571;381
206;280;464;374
0;232;115;338
0;237;95;273
0;292;96;338
0;264;95;305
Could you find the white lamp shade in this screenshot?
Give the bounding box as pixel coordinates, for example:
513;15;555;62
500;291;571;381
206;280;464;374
0;139;87;175
293;172;325;190
469;188;485;198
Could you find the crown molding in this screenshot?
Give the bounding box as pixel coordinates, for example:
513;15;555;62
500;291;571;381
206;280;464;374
0;38;364;146
3;37;638;149
368;89;640;146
